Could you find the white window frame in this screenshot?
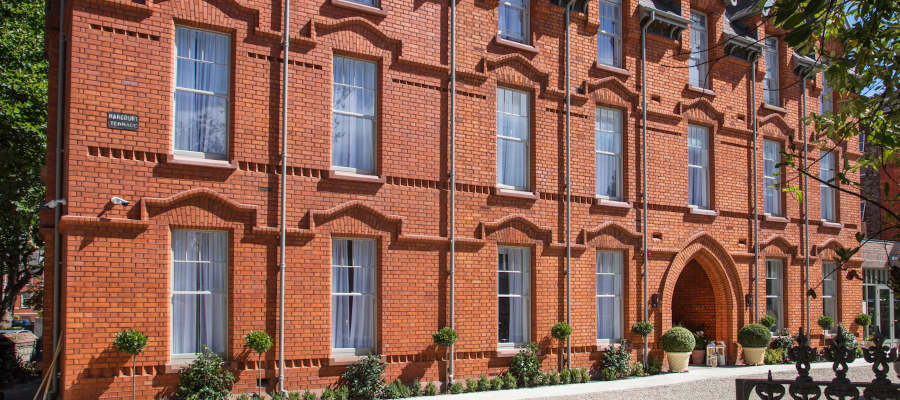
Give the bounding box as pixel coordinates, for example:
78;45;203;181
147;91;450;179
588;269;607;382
596;0;622;67
764;37;779;106
498;246;530;348
595;107;623;200
820;151;837;222
170;229;229;362
331;238;377;356
822;261;837;332
18;292;33;309
820;72;833;114
496;87;530;191
596;251;623;343
688;124;710;209
689;11;709;89
172;26;231;161
498;0;530;44
332;56;378;175
764;140;782;217
765;259;784;332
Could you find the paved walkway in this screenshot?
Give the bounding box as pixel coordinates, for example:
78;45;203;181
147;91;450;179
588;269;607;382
413;360;881;400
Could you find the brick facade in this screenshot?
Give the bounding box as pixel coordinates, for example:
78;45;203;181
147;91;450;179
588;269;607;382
43;0;863;397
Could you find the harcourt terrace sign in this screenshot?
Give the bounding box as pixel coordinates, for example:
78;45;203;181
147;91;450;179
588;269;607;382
735;327;900;400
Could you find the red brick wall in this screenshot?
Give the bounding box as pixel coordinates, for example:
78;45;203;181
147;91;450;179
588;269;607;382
42;0;864;397
671;260;717;341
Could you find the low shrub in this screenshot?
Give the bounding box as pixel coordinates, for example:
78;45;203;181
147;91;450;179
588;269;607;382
465;378;478;392
533;373;545;386
410;380;422;396
338;354;385;400
580;368;591;383
631;362;645;377
423;382;438;396
760;315;777;329
570;368;583;384
383;379;412;399
855;313;872;327
693;331;706;350
432;327;458;347
549;371;561;385
764;348;784;365
631;321;654;337
490;376;504;390
508;343;541;386
771;335;794;351
600;340;632;378
448;382;464;394
661;327;695;353
477;375;490;391
559;368;571;384
600;367;617;381
647;357;662;375
303;391;316;400
270;392;287;400
818;315;835;331
320;388;336;400
174;349;235;400
502;372;517;389
738;324;772;348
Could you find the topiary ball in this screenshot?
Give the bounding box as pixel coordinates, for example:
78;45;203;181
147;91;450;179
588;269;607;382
760;315;776;329
660;327;695;353
551;322;572;341
631;321;654;337
738;324;772;348
855;313;872;327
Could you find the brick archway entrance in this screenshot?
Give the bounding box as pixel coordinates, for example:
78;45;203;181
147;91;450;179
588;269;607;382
672;260;720;341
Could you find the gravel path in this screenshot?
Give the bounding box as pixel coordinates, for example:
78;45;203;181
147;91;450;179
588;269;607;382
540;366;898;400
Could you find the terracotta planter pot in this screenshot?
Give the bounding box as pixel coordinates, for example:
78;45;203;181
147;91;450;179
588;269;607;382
743;347;766;366
667;351;691;372
691;349;705;364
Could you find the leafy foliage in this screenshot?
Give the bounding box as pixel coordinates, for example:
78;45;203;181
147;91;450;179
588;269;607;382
818;315;835;331
448;382;464;394
338;354;384;400
113;329;148;356
738;324;772;348
760;315;777;329
631;321;654;337
855;313;872;327
630;362;645;377
423;381;438;396
508;343;541;387
661;327;695;353
243;330;272;355
431;327;458;347
477;375;490;391
599;341;631;378
502;372;517;389
559;368;570;384
174;350;235;400
382;379;412;399
550;322;572;341
764;348;785;365
599;367;617;381
692;330;707;350
647;356;662;375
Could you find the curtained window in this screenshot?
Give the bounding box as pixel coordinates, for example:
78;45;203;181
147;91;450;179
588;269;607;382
764;140;782;216
597;0;622;67
332;238;377;354
332;56;377;174
820;151;836;221
596;107;623;200
688;125;710;209
765;259;784;332
499;0;529;43
171;230;228;357
764;38;779;106
497;88;530;190
820;72;833;114
174;27;230;159
596;251;623;341
498;247;530;347
689;11;709;88
822;262;837;332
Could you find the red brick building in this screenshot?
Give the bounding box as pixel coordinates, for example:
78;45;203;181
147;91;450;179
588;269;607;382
42;0;862;397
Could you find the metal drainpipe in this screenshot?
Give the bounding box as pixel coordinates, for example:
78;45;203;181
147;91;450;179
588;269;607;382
49;0;66;396
639;11;655;367
751;54;759;323
801;77;809;335
449;0;456;386
564;0;574;370
279;0;290;393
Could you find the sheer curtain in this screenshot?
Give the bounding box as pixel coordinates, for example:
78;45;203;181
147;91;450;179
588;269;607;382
596;0;621;67
498;247;529;345
764;140;782;216
820;152;836;221
499;0;528;43
172;230;227;355
332;239;375;351
174;27;229;158
688;125;709;208
497;88;529;190
689;12;708;88
597;251;623;341
332;57;376;174
596;107;622;199
764;38;779;105
765;259;783;331
822;262;837;322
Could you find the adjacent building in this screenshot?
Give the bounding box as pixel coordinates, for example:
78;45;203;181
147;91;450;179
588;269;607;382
43;0;862;397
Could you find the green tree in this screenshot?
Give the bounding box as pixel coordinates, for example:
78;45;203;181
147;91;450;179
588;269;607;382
0;0;47;328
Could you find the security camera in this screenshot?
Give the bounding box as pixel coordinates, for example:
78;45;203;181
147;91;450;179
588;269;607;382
110;196;130;206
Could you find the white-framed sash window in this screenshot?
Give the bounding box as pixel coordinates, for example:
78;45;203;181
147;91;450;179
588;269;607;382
765;259;784;332
499;0;529;43
597;0;622;67
764;140;782;216
332;56;377;175
820;72;833;114
596;107;623;200
820;151;836;222
332;238;377;355
171;230;228;359
498;246;530;347
497;87;530;190
688;125;710;209
764;37;779;106
596;251;623;342
822;261;837;330
689;11;709;88
174;27;230;160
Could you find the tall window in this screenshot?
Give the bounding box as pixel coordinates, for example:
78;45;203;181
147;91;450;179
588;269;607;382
764;140;782;216
689;11;709;88
596;107;623;200
764;38;779;106
333;56;377;174
499;0;529;43
597;0;622;67
820;72;833;114
332;238;376;354
172;230;227;357
497;88;530;190
688;125;710;208
174;27;230;159
765;259;784;332
822;261;837;329
820;151;836;221
498;246;530;347
596;251;623;342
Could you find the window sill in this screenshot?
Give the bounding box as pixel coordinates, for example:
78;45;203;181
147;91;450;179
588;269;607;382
326;170;386;184
494;36;539;54
166;154;236;170
688;207;718;216
330;0;387;16
764;214;789;223
592;61;632;78
686;84;716;97
762;103;787;114
496;347;536;357
595;198;632;209
166;358;232;374
821;220;843;229
329;355;370;366
494;187;537;200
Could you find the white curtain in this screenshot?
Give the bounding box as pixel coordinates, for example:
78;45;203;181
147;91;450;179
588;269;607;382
497;88;529;190
174;27;229;157
173;230;227;355
764;38;779;105
499;0;527;42
596;0;620;67
689;12;708;88
596;107;622;199
596;251;622;340
498;247;528;345
688;125;709;208
820;152;836;221
332;239;375;350
823;262;837;320
764;140;781;216
332;57;376;173
765;260;783;331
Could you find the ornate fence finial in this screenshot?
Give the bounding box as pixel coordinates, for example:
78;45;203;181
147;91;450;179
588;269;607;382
823;325;859;400
755;371;786;400
863;325;900;399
